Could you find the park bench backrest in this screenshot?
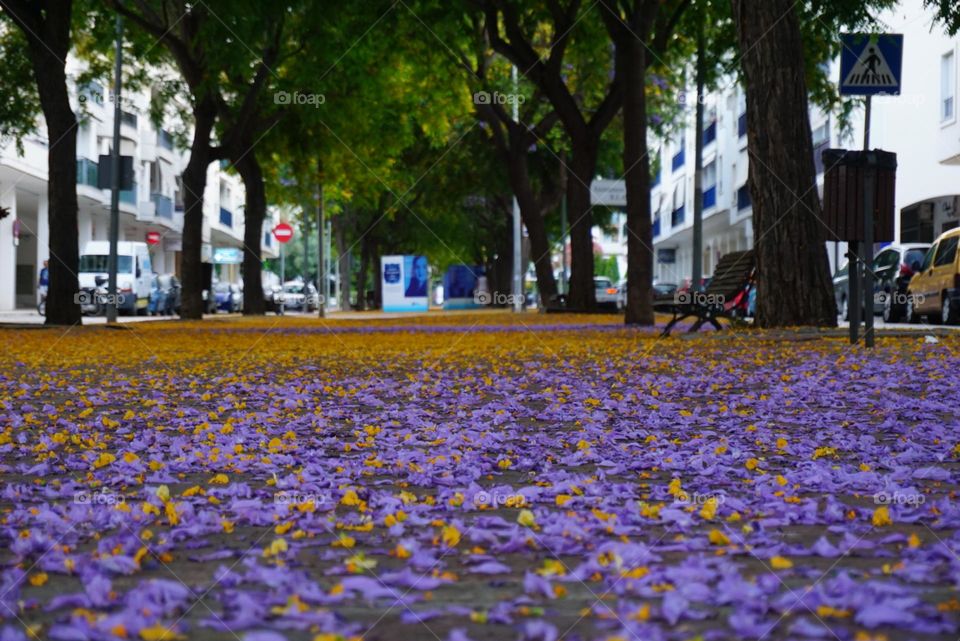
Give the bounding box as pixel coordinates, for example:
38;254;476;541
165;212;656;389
706;250;755;305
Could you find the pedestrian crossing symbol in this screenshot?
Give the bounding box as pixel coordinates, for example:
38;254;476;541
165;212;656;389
840;34;903;96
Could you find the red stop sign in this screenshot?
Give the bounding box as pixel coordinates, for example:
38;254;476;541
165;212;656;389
146;231;161;245
273;222;294;243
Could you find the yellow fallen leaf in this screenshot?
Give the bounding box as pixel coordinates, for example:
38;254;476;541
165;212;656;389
708;529;730;545
872;506;892;527
517;509;536;528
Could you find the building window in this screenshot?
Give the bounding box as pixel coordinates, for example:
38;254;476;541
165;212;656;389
671;180;686;226
942;51;955;122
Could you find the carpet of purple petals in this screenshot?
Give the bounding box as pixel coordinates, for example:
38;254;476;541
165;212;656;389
0;313;958;641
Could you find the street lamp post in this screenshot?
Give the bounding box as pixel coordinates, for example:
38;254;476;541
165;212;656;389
106;15;123;323
511;65;522;313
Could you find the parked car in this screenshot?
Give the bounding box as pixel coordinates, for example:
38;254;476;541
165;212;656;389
905;228;960;324
617;282;677;310
274;281;319;312
594;277;619;309
212;282;243;313
874;243;930;322
833;243;931;321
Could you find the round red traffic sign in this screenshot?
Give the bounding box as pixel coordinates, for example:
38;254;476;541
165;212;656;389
146;231;161;245
273;222;294;244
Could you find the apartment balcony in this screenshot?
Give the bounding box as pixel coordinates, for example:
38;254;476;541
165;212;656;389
737;185;751;211
119;182;137;205
76;158;98;187
671;205;685;227
702;185;717;210
151;193;173;219
703;121;717;146
672;148;685;171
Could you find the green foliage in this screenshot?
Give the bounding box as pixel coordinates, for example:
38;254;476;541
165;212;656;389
0;28;40;153
926;0;960;33
594;254;620;282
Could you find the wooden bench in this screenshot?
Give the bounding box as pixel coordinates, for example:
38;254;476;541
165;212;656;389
654;250;756;336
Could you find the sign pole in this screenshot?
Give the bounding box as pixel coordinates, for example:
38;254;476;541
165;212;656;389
511;65;522;313
838;33;901;345
279;243;285;316
107;15;123;324
862;97;875;347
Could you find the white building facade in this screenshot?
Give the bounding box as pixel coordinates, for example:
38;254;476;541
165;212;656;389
0;58;279;311
643;0;960;286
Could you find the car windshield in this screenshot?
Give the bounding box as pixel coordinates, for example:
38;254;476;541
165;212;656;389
79;255;133;273
594;279;613;289
284;285;303;293
213;283;230;293
158;275;172;288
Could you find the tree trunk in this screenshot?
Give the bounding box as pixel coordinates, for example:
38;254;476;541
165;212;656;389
621;34;655;325
236;147;265;315
8;0;82;326
566;147;598;310
334;217;350;309
732;0;837;327
39;69;81;327
356;235;370;311
372;244;383;309
179;100;217;319
506;136;558;303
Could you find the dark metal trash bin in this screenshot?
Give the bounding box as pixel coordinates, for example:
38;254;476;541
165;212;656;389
821;149;896;242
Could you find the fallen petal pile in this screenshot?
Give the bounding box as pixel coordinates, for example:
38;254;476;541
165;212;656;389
1;314;958;641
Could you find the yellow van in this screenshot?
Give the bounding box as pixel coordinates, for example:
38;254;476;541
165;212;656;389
906;227;960;324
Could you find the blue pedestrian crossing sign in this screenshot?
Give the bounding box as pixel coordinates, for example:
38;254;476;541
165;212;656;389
840;34;903;96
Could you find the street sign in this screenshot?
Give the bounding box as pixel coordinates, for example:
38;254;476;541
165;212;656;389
839;34;903;96
146;231;161;245
213;247;243;264
273;222;294;244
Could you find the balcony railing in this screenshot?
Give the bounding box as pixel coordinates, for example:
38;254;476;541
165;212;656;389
120;110;138;128
157;129;174;151
738;112;747;138
119;182;137;205
220;207;233;227
672;148;685;171
76;158;98;187
151;193;173;219
737;185;751;211
703;121;717;146
702;185;717;209
671;205;685;227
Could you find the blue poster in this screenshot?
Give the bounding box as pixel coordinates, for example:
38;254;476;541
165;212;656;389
443;265;481;309
382;255;429;312
404;255;429;297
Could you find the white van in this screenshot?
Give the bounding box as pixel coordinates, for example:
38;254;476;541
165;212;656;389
78;241;152;314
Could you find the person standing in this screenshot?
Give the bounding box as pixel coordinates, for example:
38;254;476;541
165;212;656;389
37;260;49;314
